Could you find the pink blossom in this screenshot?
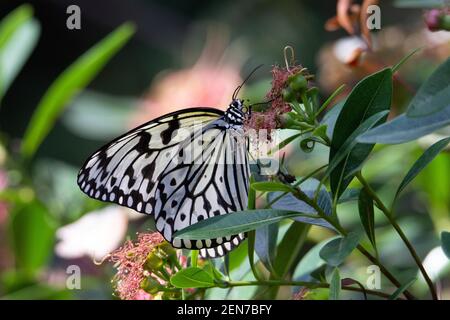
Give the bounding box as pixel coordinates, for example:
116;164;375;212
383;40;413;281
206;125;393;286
109;232;164;300
246;65;302;133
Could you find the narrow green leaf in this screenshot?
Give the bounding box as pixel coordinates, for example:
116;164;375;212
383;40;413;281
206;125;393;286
0;4;33;49
358;189;377;252
389;277;417;300
255;223;278;274
441;231;450;259
170;267;215;288
174;209;315;240
392;47;422;73
251;181;293;193
8;201;56;275
329;268;341;300
395;137;450;199
273;222;310;278
330;68;392;198
407;57;450;117
357;107;450;144
0;5;39;101
319;232;362;267
21;22;135;158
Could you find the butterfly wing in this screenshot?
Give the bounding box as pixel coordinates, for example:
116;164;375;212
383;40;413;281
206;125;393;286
77;108;249;257
157;118;250;257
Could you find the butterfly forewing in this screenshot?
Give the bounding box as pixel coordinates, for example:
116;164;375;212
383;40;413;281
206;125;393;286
77;107;249;257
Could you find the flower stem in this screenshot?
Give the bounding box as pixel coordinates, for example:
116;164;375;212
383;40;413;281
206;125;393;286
224;279;398;299
356;172;437;300
291;187;417;300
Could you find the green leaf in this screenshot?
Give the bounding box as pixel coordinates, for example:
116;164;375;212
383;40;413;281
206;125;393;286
358;189;377;252
0;4;36;100
407;58;450;117
170;267;215;288
8;201;56;275
326;111;389;178
329;68;392;198
321;100;345;139
357;108;450;144
319;232;362;267
21;22;135;158
268;178;334;230
251;181;293;193
338;188;360;203
329;268;341;300
389;277;417;300
395;137;450;199
392;48;422;73
0;4;33;50
441;231;450;259
255;223;278;274
293;237;339;279
359;58;450;144
273;222;310;278
174;209;315;240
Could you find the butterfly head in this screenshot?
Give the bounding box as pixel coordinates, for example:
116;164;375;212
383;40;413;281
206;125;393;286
225;99;248;125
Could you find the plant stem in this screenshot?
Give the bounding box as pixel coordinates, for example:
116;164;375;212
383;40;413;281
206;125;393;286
224;279;398;300
356;172;437;300
291;187;417;300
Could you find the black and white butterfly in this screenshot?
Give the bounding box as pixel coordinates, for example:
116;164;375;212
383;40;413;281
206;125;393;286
77;98;251;258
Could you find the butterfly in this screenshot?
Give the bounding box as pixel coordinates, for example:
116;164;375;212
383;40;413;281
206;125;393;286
77;95;252;258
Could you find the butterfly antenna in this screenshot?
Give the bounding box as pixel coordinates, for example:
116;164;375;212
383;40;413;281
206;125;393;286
232;64;264;100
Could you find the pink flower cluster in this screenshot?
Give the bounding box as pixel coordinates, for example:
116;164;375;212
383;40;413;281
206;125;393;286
109;232;164;300
245;65;301;133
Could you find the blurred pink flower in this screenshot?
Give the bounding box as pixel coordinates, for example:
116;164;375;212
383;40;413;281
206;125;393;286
109;232;164;300
133;41;242;126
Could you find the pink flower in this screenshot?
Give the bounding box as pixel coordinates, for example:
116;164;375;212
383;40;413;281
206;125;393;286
132;39;242;127
424;8;450;32
109;232;164;300
246;65;302;133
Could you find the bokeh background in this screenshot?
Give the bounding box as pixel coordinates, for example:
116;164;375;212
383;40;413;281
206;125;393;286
0;0;449;299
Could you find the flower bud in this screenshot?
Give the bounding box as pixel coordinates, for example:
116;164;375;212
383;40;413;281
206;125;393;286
141;276;161;295
145;251;164;271
282;87;296;102
289;74;308;91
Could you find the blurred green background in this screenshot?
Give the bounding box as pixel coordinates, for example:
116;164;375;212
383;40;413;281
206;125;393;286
0;0;449;299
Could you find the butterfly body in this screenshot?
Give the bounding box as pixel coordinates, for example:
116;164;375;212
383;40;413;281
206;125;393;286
77;99;250;258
